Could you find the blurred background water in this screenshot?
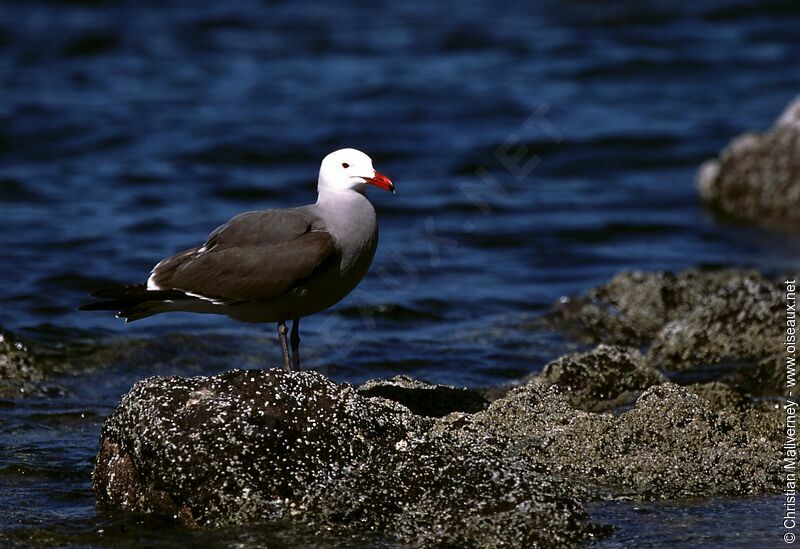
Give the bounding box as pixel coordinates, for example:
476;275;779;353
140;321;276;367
1;0;798;546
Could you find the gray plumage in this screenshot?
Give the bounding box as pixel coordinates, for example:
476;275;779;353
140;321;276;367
149;208;336;306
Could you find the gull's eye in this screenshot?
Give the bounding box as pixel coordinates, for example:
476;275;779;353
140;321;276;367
342;163;349;169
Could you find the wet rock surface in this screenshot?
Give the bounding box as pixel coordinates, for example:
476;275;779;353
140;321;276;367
688;381;781;446
697;95;800;230
94;369;602;546
298;431;603;547
94;369;426;527
530;344;666;412
452;381;780;500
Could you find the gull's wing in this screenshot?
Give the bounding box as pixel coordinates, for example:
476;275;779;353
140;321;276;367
148;207;335;303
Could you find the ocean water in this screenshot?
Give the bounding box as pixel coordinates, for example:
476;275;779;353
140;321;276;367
1;0;798;546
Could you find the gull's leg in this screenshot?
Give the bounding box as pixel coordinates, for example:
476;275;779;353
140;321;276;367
290;318;301;371
277;321;291;371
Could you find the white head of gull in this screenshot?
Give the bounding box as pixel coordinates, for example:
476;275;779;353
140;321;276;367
317;148;394;195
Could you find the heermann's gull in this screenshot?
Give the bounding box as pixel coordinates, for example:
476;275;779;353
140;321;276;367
81;148;394;370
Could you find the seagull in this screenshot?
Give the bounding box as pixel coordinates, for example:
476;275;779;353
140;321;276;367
81;148;394;371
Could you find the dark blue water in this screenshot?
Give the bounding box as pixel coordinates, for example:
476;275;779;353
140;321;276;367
1;0;797;545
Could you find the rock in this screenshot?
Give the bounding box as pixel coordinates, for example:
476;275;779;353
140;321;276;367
357;375;489;417
299;431;607;547
0;328;47;398
648;274;784;395
697;95;800;230
0;325;148;398
552;268;788;396
94;369;425;526
687;381;782;446
94;369;602;546
552;269;750;346
687;381;748;411
457;382;780;500
533;345;666;412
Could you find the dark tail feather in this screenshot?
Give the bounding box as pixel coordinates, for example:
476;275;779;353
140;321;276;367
79;283;192;321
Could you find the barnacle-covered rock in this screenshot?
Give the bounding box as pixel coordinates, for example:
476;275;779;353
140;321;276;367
551;268;790;395
453;382;780;500
94;368;601;546
531;344;666;412
551;268;753;346
647;274;784;394
94;369;425;525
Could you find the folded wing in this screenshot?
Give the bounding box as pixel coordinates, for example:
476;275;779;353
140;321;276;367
148;208;335;303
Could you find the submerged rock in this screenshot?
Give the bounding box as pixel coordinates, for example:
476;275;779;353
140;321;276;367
532;344;666;412
94;369;601;546
0;325;153;399
697;95;800;230
0;328;46;398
